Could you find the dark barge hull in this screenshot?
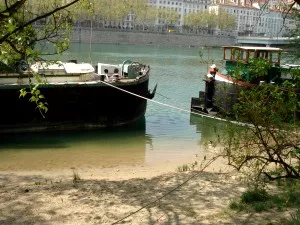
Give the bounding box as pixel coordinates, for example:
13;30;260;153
191;80;300;119
0;78;151;133
191;80;246;116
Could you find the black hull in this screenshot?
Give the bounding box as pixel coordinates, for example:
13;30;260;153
191;80;300;120
0;78;151;133
191;80;245;116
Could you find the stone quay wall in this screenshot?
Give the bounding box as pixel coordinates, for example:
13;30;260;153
70;28;236;47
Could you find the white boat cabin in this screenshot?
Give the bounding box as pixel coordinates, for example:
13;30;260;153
30;61;95;75
223;46;282;66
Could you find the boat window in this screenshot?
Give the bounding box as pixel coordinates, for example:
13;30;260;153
232;49;239;61
248;50;255;60
258;51;268;59
270;52;280;65
233;49;244;61
242;50;247;62
224;48;232;60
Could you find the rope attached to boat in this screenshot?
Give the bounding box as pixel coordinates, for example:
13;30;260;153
99;80;252;127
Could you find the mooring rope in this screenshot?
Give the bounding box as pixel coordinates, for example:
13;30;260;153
99;80;252;127
110;154;222;225
99;78;298;224
111;171;202;225
97;80;251;224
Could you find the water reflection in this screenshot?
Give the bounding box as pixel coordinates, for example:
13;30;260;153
189;114;228;146
0;118;152;171
0;44;227;172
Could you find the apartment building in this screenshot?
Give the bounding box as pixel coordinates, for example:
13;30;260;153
147;0;298;36
80;0;298;37
147;0;210;27
209;2;298;36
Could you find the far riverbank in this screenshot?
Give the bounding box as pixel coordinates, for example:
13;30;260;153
70;28;236;48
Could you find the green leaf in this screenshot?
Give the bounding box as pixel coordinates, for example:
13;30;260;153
29;96;37;102
19;89;27;98
294;147;300;154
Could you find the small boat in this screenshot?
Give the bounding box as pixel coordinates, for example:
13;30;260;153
0;59;156;133
191;46;299;116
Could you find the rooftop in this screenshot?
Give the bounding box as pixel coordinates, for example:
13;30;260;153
223;46;282;51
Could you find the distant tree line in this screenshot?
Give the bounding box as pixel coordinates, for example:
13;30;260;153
71;0;236;34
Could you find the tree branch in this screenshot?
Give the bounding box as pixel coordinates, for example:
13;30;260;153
0;0;26;20
0;0;80;44
4;39;23;55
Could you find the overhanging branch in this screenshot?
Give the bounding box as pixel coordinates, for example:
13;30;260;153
0;0;81;44
0;0;26;20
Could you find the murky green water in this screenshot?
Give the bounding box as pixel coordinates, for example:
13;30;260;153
0;44;228;171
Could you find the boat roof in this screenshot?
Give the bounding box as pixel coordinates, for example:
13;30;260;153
223;46;282;51
30;61;95;74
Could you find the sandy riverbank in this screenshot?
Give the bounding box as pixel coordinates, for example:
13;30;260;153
0;158;293;225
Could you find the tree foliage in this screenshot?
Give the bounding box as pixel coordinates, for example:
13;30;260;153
184;9;236;32
157;8;179;26
219;60;300;186
86;0;177;30
219;10;300;187
0;0;87;66
217;9;236;31
0;0;88;113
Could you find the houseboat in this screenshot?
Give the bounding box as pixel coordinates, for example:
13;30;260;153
0;59;156;133
191;46;286;115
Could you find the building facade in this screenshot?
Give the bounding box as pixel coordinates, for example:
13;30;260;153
209;2;298;37
147;0;210;27
75;0;299;37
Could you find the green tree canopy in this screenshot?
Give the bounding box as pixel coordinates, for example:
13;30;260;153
0;0;89;114
184;10;235;32
157;8;179;26
217;9;236;30
0;0;87;67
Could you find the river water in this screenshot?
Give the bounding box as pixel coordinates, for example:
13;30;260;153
0;44;227;173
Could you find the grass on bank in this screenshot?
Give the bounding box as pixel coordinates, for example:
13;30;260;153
229;179;300;224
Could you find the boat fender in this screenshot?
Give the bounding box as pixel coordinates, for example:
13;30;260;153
100;74;109;81
112;74;119;79
18;60;29;74
68;59;77;64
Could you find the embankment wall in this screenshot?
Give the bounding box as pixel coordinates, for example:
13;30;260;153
70;28;236;47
